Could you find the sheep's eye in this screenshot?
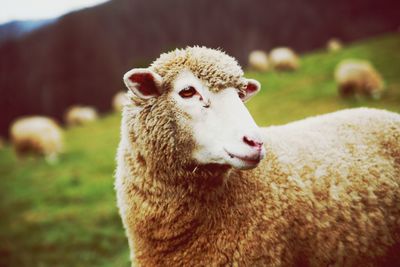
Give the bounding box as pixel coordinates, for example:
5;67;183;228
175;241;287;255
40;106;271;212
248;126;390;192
238;91;246;100
179;86;197;98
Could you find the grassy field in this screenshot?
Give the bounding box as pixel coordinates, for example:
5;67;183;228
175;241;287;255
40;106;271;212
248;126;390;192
0;33;399;267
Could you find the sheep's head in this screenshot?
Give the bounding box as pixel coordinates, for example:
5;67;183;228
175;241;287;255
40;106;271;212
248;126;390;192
123;47;265;172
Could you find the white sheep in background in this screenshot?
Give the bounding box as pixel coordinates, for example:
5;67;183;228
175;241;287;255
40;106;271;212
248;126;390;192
269;47;300;71
327;38;343;52
112;91;128;112
10;116;63;162
335;59;384;99
115;46;400;267
248;50;269;72
64;106;98;126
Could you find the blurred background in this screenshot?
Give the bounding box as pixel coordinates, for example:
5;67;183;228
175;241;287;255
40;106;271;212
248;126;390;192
0;0;399;266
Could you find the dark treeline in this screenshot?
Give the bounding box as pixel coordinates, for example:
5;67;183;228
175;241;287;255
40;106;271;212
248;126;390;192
0;0;398;136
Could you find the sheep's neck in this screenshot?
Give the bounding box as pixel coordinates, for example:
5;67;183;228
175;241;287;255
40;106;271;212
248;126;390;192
125;148;268;262
124;144;259;204
126;145;253;206
138;163;236;203
134;168;249;240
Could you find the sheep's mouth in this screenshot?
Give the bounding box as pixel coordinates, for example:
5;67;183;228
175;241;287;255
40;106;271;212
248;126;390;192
225;150;262;165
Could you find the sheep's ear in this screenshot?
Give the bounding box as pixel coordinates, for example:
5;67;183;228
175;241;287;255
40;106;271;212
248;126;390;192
123;68;163;99
242;78;261;102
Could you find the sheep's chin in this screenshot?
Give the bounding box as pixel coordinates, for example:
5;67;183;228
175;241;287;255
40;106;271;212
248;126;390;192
223;147;265;170
192;150;262;171
225;157;261;170
186;162;231;175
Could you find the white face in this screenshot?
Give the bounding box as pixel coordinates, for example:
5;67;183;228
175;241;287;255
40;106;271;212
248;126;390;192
171;70;265;170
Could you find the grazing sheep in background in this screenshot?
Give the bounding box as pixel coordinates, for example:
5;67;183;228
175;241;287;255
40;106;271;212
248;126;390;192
112;91;128;112
65;106;98;126
10;116;63;161
248;50;269;72
269;47;299;71
115;46;400;267
327;38;343;52
335;59;384;99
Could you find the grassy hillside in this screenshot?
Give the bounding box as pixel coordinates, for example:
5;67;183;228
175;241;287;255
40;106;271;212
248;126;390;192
246;33;400;125
0;33;399;267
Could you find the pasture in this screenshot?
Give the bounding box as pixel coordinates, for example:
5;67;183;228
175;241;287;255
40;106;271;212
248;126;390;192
0;33;399;267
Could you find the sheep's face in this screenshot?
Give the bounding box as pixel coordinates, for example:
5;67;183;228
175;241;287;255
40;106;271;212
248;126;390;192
123;68;265;170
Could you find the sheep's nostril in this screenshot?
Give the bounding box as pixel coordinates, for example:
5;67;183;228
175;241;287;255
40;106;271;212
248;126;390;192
243;136;255;146
243;136;263;149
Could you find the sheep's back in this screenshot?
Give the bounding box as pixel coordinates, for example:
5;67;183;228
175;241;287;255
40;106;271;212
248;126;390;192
259;107;400;266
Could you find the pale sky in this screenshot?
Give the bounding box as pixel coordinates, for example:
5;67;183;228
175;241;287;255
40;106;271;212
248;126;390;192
0;0;110;24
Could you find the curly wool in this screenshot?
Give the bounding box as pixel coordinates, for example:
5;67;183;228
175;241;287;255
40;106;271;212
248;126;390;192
260;108;400;266
150;46;247;92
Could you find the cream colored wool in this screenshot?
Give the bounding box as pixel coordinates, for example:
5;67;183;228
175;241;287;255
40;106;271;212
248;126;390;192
112;91;128;112
115;47;400;266
65;106;98;126
327;38;343;52
335;59;384;98
150;46;247;92
10;116;63;158
269;47;299;71
248;50;269;72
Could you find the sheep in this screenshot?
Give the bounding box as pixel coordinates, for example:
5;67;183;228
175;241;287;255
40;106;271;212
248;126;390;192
327;38;343;52
335;59;384;99
10;116;63;162
269;47;300;71
112;91;129;112
64;106;98;126
115;46;400;267
248;50;269;72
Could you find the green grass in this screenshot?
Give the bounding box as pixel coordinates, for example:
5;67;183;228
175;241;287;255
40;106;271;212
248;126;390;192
0;33;399;267
0;116;130;267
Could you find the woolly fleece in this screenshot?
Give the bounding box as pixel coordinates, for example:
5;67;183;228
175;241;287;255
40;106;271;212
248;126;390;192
10;116;63;157
335;59;384;98
248;50;269;72
269;47;299;71
65;106;98;126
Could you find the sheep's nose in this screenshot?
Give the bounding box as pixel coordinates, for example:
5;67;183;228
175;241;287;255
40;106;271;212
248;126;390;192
243;136;263;150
